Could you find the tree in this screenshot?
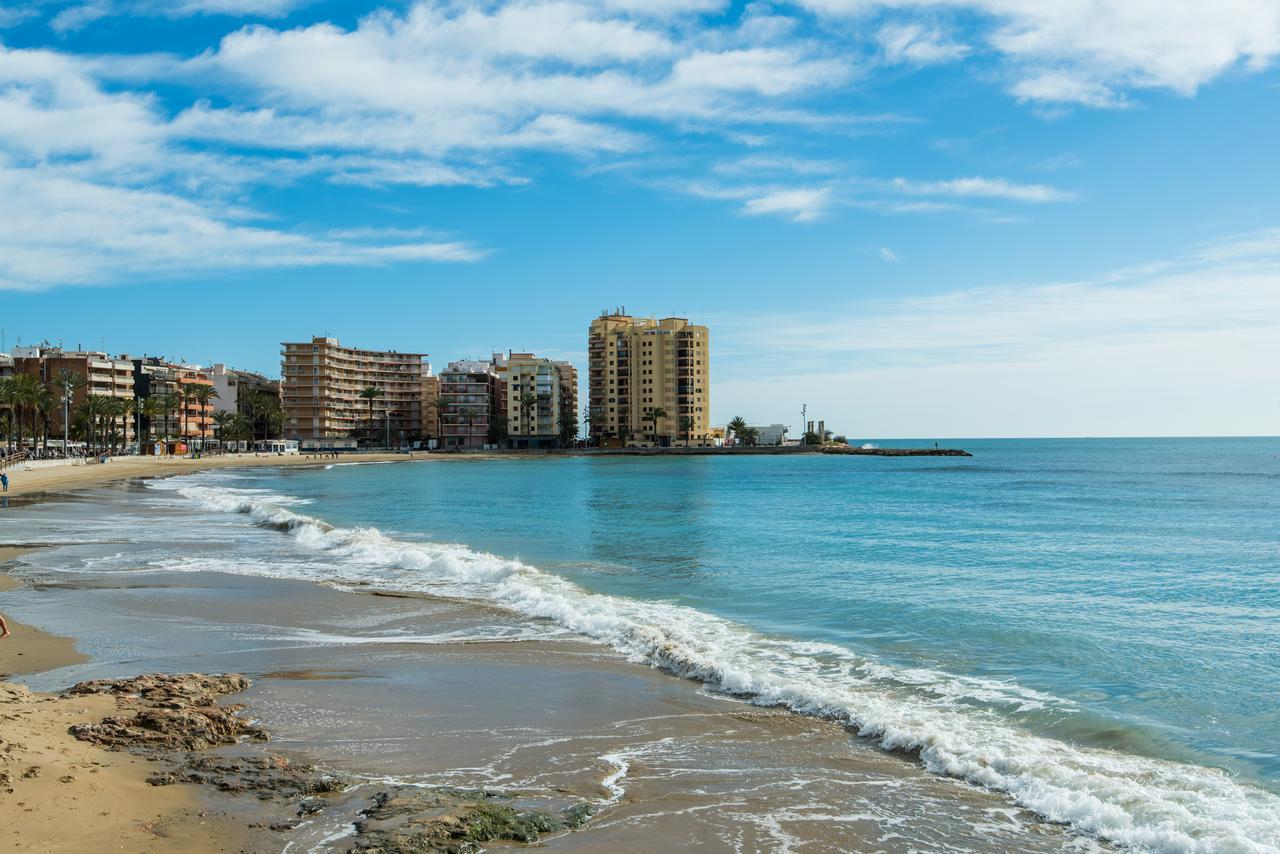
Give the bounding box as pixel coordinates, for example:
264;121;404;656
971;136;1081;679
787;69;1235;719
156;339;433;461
678;415;694;447
487;413;509;446
0;377;21;453
1;374;43;451
213;410;234;448
104;397;129;453
739;426;759;447
185;385;219;449
138;397;165;449
727;416;748;447
226;413;252;448
31;384;56;451
518;392;538;440
157;393;182;442
359;386;385;446
266;408;285;441
646;407;668;445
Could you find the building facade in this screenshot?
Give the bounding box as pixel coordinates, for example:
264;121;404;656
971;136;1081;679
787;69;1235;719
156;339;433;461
211;364;280;417
130;358;216;444
587;311;710;447
502;353;579;449
420;374;440;444
281;337;429;446
13;346;136;444
439;354;506;449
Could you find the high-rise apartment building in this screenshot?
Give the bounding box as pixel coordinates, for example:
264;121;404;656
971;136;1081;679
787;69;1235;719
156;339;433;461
502;353;579;449
587;311;710;447
281;337;428;445
439;354;506;449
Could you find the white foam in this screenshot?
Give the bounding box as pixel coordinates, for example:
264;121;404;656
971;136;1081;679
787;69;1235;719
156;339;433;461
157;475;1280;852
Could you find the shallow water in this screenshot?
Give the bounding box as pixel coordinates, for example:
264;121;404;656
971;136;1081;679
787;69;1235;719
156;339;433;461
4;437;1280;851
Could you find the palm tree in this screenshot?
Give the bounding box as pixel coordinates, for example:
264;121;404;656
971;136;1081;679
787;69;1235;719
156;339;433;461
31;384;57;452
104;397;129;454
185;384;219;450
212;410;234;449
678;415;694;447
74;395;109;452
3;374;43;450
727;416;748;447
646;407;668;445
157;393;182;444
518;392;538;439
137;397;164;451
0;376;21;453
358;386;385;446
266;408;285;441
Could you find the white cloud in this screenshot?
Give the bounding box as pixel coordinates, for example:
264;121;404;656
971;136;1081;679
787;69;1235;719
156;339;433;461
879;246;898;261
798;0;1280;106
52;0;308;32
877;22;969;64
742;186;833;222
713;236;1280;436
891;175;1077;203
0;162;482;292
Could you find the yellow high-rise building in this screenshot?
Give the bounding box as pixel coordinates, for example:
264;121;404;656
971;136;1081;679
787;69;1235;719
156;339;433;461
587;311;710;447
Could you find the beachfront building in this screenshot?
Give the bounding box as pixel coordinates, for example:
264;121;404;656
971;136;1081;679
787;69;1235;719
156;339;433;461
750;424;789;446
280;337;429;447
12;345;137;444
501;353;579;449
587;310;710;447
439;354;506;449
421;374;440;446
130;358;217;446
210;364;280;417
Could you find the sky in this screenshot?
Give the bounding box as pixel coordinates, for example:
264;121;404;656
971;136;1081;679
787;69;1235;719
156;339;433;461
1;0;1278;438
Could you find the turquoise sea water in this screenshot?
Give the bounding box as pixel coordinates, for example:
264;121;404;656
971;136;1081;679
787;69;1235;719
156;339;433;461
286;439;1280;787
14;437;1279;850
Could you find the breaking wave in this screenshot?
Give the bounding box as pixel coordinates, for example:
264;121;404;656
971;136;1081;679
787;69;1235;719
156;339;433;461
153;476;1280;852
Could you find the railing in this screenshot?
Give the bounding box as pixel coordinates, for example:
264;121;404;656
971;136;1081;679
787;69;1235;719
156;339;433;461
1;450;26;471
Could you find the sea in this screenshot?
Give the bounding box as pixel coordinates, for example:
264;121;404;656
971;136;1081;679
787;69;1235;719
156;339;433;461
5;437;1279;852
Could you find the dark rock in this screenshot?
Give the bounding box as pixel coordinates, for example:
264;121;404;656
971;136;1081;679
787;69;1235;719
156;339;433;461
66;673;266;752
349;789;592;853
298;798;326;816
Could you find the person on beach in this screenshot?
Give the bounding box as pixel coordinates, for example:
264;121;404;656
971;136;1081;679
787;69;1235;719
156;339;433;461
1;472;8;492
0;612;9;639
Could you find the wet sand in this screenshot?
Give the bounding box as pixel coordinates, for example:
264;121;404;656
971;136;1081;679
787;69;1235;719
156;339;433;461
0;548;88;678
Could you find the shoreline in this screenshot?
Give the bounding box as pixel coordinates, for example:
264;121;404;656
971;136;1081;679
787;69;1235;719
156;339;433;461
0;443;972;500
0;481;1089;852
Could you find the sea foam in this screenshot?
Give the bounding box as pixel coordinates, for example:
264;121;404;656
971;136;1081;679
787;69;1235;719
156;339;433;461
155;475;1280;853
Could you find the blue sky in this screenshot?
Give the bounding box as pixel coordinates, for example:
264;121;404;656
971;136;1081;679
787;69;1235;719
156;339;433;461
2;0;1278;437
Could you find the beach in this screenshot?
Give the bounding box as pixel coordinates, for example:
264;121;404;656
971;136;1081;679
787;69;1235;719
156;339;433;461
2;440;1278;852
0;452;428;499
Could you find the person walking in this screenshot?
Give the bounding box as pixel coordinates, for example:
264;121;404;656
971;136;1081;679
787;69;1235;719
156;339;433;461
1;472;8;492
0;612;9;639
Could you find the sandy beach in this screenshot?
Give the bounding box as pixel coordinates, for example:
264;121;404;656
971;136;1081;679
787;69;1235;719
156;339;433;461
0;451;428;498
